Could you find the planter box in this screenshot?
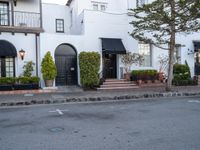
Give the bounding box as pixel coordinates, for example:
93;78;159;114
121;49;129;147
13;84;33;90
32;84;39;89
0;85;13;91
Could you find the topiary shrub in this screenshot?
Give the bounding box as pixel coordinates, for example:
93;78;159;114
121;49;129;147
79;52;100;89
41;51;57;80
23;61;35;77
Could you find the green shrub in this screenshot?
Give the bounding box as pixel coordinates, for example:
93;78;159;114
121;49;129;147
173;64;191;79
172;79;197;86
131;69;158;81
41;51;57;80
23;61;35;77
0;77;15;85
29;76;40;84
173;63;193;86
15;76;40;84
79;52;100;88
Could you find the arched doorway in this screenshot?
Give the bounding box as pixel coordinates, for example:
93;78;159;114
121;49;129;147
0;40;17;77
55;44;78;86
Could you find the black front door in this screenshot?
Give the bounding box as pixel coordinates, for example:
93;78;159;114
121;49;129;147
103;54;117;79
55;44;77;86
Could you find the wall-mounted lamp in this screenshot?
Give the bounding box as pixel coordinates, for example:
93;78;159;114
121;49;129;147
188;48;195;55
19;49;25;60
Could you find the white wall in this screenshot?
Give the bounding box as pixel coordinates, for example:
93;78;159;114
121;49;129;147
40;33;84;86
14;0;40;13
40;1;200;85
42;3;71;34
0;33;37;77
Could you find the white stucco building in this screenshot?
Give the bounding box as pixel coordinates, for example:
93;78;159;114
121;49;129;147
0;0;199;87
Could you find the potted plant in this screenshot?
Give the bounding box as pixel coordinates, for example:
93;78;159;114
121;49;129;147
0;77;15;91
121;52;144;81
41;51;57;87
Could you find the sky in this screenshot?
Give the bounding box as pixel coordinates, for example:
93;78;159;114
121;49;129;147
42;0;67;5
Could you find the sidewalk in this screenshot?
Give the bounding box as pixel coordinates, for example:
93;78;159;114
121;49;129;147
0;85;200;107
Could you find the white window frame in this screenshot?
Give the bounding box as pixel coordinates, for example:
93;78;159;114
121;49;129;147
138;42;152;67
91;1;107;11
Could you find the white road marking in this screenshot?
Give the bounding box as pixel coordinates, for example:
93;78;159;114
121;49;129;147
49;109;69;115
188;100;200;103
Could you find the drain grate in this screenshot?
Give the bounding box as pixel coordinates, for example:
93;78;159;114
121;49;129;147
49;127;64;133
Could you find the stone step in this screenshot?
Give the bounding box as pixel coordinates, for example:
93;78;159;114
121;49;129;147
97;86;139;91
101;83;136;88
105;79;126;82
103;81;132;85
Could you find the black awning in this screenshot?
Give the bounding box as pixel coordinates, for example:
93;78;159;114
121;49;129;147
194;41;200;52
101;38;126;54
0;40;17;57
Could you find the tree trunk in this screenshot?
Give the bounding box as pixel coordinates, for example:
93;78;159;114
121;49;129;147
166;0;176;91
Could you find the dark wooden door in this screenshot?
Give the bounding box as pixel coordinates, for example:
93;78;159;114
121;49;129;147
55;44;77;86
55;55;77;86
103;54;117;79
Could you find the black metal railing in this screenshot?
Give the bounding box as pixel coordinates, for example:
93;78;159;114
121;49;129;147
0;10;41;28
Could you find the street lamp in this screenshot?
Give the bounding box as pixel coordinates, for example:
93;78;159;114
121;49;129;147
19;49;25;60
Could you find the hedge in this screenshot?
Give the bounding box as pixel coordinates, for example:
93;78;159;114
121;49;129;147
172;63;197;86
0;77;40;85
79;52;100;88
131;70;158;81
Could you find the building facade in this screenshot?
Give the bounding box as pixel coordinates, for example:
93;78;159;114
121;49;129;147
0;0;200;87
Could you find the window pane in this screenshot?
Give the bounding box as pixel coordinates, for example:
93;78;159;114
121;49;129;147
56;19;64;32
5;57;14;77
139;43;151;67
0;2;9;25
93;4;98;10
101;5;106;11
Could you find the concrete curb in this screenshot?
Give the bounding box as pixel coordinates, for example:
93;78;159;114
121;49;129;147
1;91;200;107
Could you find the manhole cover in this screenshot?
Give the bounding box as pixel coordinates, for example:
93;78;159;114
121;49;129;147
49;127;64;133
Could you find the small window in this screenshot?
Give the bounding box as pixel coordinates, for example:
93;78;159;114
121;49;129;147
93;4;98;11
100;5;106;11
56;19;64;33
0;2;9;26
92;2;107;11
174;45;181;64
138;42;152;67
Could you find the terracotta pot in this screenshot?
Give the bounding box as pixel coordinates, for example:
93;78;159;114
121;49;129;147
45;80;54;87
137;79;142;86
124;73;131;81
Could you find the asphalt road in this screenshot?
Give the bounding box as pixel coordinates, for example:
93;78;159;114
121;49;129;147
0;97;200;150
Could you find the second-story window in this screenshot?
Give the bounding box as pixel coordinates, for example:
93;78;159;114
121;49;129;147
93;4;98;11
92;2;107;11
0;2;9;26
56;19;64;33
100;5;106;11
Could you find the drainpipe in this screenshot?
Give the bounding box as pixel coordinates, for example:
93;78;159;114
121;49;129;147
35;34;39;77
39;0;43;28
